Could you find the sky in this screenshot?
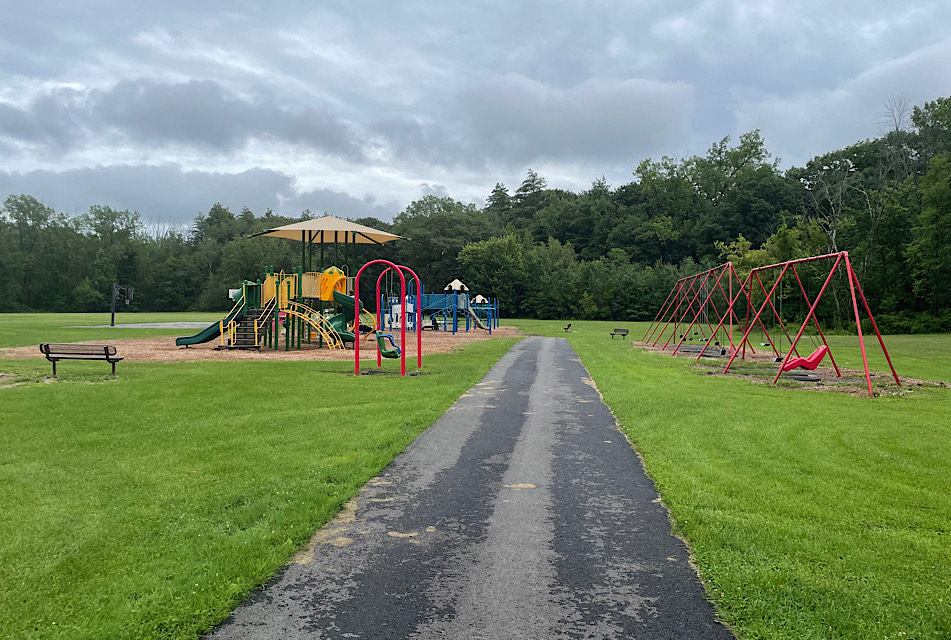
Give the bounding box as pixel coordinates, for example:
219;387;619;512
1;1;949;225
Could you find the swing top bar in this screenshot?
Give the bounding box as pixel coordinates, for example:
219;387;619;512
748;251;845;273
671;262;742;283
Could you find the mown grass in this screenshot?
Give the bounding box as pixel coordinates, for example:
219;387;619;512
513;319;951;640
0;336;518;640
0;312;222;348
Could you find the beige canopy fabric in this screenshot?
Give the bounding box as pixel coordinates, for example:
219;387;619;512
444;279;469;292
252;214;402;272
252;214;403;245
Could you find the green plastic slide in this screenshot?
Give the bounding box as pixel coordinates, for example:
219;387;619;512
327;290;366;345
175;299;247;346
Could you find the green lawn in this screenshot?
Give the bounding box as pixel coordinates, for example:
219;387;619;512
512;319;951;640
0;337;518;640
4;311;949;639
0;312;224;349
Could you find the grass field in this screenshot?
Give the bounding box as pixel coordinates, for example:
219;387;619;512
512;319;951;640
0;312;222;349
4;312;949;639
0;330;518;640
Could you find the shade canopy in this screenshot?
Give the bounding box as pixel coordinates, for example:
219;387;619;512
252;214;403;245
444;279;469;292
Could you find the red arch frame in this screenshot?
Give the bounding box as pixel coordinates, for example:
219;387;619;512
355;260;405;376
375;265;422;369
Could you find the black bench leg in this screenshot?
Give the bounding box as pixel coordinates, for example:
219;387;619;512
112;362;116;378
52;360;56;377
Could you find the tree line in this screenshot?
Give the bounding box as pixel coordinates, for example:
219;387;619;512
2;96;949;333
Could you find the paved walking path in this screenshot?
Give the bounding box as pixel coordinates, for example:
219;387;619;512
210;337;733;639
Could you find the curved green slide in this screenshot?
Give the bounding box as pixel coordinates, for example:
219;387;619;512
329;290;378;345
175;299;248;346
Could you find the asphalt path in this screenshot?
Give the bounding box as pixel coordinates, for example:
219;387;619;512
210;336;734;639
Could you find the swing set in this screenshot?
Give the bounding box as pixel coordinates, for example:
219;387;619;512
642;252;900;397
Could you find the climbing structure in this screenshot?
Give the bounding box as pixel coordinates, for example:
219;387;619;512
175;266;375;352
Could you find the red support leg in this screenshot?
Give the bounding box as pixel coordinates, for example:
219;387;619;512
844;255;874;397
849;262;901;387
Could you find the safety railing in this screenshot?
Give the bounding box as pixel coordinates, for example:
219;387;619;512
219;319;238;347
283;301;344;349
301;272;322;298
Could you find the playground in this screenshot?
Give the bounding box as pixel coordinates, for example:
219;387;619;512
1;244;949;639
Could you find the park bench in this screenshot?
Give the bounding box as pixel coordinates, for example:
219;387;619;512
609;328;629;340
563;323;571;333
39;343;124;377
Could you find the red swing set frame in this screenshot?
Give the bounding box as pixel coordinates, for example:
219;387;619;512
642;252;900;397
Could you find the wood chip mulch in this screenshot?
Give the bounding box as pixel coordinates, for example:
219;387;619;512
1;326;522;363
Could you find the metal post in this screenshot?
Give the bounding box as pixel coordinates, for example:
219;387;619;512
843;254;874;396
110;283;117;326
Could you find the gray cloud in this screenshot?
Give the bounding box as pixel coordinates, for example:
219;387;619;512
1;1;950;218
0;79;367;159
0;164;400;224
735;37;951;166
460;74;694;165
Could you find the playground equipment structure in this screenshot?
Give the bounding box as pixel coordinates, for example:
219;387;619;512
175;266;376;352
379;284;500;334
642;252;900;397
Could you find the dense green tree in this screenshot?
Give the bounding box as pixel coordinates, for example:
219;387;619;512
458;234;528;315
907;155;951;313
391;195;500;288
912;97;951;161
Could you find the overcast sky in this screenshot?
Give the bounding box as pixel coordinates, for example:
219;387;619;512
1;1;949;225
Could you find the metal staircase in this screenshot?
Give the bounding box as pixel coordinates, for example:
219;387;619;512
216;305;272;350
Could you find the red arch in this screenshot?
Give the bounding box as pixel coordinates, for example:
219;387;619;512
355;260;405;376
376;265;422;369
